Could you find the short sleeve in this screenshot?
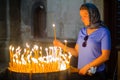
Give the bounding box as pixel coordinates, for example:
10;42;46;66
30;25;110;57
101;29;111;50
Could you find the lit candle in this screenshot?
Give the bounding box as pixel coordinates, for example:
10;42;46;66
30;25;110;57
26;43;30;54
11;46;14;66
64;40;67;53
45;48;49;62
34;45;39;58
9;45;12;64
8;44;72;73
39;47;42;57
52;24;56;40
45;48;48;56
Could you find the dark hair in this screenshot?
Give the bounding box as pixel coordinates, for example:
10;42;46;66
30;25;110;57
80;3;102;28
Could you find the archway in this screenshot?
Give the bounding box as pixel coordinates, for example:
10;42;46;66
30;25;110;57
32;3;46;39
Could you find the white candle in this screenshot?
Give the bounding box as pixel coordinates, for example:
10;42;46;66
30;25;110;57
40;47;42;57
45;48;48;56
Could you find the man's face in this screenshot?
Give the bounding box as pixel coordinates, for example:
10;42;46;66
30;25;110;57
80;10;90;26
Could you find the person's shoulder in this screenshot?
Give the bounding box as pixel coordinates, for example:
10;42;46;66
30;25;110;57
99;26;110;32
99;26;111;35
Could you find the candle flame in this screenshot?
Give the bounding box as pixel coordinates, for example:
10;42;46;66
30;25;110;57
53;24;55;27
64;40;67;43
8;44;72;73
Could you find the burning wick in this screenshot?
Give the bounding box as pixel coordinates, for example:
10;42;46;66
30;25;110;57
52;24;56;40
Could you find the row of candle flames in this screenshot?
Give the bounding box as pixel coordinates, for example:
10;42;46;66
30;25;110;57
8;43;72;73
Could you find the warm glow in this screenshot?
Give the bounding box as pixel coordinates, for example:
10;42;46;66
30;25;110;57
8;44;72;73
52;24;55;27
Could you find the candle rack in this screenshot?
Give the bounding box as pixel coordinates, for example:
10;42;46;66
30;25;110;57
8;44;72;73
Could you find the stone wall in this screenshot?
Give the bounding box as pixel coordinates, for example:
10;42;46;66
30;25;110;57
0;0;7;62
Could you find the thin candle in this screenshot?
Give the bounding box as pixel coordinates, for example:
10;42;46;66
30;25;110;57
9;45;12;63
64;40;67;53
52;24;56;40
